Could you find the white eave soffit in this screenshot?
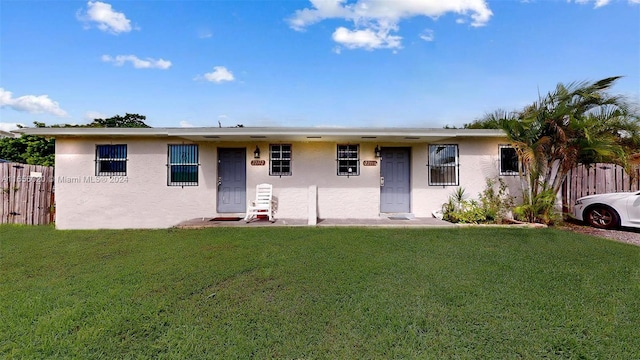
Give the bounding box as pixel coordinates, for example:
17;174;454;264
13;127;506;142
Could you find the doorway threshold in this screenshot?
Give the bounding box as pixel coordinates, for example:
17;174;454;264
382;213;415;220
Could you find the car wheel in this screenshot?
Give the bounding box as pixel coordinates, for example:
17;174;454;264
585;206;620;229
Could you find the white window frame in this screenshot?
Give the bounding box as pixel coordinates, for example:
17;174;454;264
428;144;459;186
95;144;127;176
337;144;359;176
168;144;199;186
270;144;292;176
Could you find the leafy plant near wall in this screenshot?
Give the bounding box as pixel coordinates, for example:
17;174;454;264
513;188;560;225
442;188;483;224
442;179;515;224
479;178;515;224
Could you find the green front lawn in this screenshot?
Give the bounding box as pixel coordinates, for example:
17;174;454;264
1;226;638;358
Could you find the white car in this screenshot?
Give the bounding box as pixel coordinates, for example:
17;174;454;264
573;191;640;229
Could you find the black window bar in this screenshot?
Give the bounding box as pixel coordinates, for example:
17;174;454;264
270;144;292;176
96;144;127;176
337;144;359;177
428;144;459;186
168;144;199;186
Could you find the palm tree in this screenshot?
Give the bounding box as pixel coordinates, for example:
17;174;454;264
472;76;640;223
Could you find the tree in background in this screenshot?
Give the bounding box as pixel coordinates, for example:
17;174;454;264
88;113;150;128
0;114;150;166
0;122;55;166
467;76;640;223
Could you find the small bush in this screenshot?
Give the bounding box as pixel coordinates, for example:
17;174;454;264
443;201;487;223
479;178;514;224
442;189;487;224
442;179;515;224
514;188;559;225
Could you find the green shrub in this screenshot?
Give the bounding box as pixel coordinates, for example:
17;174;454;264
442;189;487;224
479;178;514;224
514;188;559;225
443;201;487;223
442;179;515;224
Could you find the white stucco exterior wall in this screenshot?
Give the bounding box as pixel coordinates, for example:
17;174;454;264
55;138;220;229
54;136;517;229
413;138;522;217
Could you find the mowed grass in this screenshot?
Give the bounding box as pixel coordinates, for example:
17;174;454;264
1;226;639;359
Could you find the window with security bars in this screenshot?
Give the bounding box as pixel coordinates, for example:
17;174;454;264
96;144;127;176
500;145;519;175
270;144;292;176
337;144;359;176
168;144;199;186
428;144;459;186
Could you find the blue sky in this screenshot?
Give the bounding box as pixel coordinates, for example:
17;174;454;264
1;0;639;131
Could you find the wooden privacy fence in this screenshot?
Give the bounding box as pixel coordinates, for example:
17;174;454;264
562;163;640;214
1;162;54;225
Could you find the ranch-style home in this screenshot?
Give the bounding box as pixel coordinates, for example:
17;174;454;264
15;127;520;229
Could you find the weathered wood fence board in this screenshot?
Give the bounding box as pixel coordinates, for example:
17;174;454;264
563;163;640;214
0;162;54;225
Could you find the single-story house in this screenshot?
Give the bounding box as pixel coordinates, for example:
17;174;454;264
15;127;520;229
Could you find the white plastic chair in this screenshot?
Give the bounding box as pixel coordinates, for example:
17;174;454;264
244;183;275;222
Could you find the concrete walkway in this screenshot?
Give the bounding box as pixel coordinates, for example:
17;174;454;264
176;216;455;229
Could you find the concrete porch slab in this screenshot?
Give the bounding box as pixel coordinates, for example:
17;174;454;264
175;217;455;229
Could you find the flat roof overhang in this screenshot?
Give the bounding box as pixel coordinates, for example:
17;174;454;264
0;130;16;138
13;127;506;143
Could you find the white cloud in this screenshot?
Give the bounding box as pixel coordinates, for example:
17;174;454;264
332;24;401;50
180;120;194;127
102;55;172;69
592;0;611;7
288;0;492;51
0;88;12;106
571;0;639;7
0;88;67;117
84;111;107;121
78;1;133;34
0;122;25;132
289;0;352;30
420;29;435;42
199;66;235;83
